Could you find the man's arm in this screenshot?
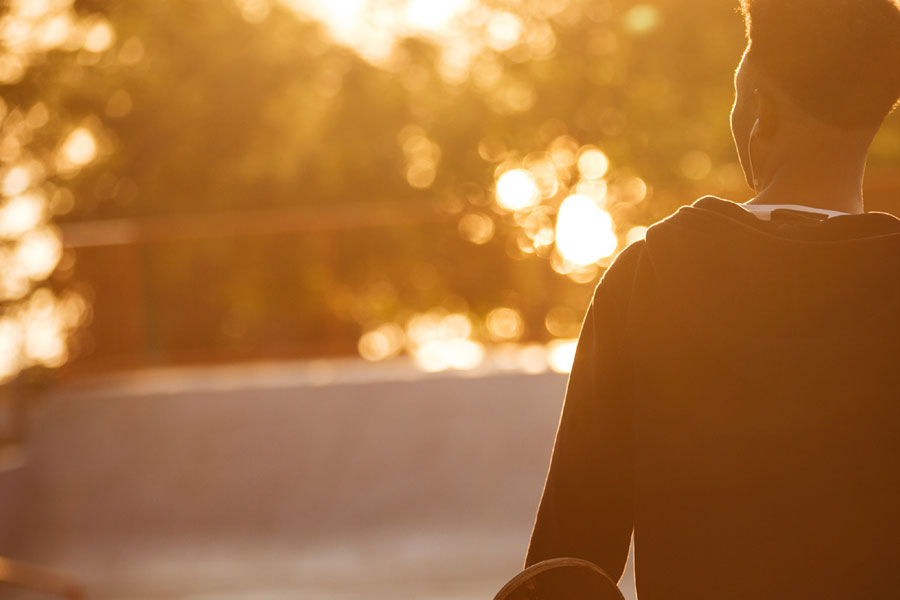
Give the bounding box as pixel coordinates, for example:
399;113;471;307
524;244;639;582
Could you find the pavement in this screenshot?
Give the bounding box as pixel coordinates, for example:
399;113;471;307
0;359;637;599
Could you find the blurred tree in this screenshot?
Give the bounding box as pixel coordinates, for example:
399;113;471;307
4;0;898;370
0;0;117;452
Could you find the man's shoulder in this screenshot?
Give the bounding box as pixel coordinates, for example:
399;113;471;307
604;237;647;279
592;240;646;306
591;197;740;309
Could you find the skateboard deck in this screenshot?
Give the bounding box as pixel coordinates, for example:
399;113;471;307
493;557;626;600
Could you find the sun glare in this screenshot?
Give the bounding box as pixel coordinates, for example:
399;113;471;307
358;322;405;362
485;11;523;51
623;4;661;34
555;194;617;266
280;0;573;79
83;19;115;53
458;212;495;245
406;311;485;372
0;317;22;382
405;0;472;33
58;127;98;170
16;227;62;279
486;307;524;342
577;147;609;180
0;192;44;238
496;168;538;211
1;165;31;197
546;338;577;373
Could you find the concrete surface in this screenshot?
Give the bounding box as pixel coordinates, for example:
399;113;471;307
0;360;636;599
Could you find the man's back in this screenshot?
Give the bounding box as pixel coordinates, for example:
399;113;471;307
526;197;900;599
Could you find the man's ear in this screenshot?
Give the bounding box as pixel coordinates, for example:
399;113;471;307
753;88;779;139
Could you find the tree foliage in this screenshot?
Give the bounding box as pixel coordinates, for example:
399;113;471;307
3;0;898;370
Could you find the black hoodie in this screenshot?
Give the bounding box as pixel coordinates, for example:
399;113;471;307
525;196;900;599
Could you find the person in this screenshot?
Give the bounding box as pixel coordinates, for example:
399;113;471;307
523;1;900;598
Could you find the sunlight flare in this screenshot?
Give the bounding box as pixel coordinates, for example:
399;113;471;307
555;194;617;266
496;168;538;211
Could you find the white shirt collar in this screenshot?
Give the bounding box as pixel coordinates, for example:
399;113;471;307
741;203;850;221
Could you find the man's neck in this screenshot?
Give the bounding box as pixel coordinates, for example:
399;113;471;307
746;173;865;215
745;149;868;215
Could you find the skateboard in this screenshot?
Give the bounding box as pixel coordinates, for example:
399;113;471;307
493;557;626;600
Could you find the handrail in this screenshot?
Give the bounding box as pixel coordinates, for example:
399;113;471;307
59;200;454;248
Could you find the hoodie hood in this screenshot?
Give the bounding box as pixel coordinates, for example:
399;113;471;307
643;196;900;341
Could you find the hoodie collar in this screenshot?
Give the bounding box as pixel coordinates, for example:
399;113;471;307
689;196;900;242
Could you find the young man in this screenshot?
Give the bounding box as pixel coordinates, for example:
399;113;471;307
523;1;900;598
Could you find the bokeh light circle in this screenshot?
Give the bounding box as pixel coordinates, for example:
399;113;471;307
496;168;538;211
555;194;617;266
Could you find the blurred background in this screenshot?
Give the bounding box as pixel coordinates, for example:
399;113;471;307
0;0;897;598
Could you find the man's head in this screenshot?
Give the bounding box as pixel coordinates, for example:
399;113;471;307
730;0;900;191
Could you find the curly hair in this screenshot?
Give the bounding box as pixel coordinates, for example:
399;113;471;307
740;0;900;128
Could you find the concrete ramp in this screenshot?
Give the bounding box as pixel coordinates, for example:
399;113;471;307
0;362;638;599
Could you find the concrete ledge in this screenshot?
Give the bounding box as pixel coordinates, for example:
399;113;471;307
1;364;574;599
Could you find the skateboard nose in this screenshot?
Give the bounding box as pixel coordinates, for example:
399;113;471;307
493;557;626;600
